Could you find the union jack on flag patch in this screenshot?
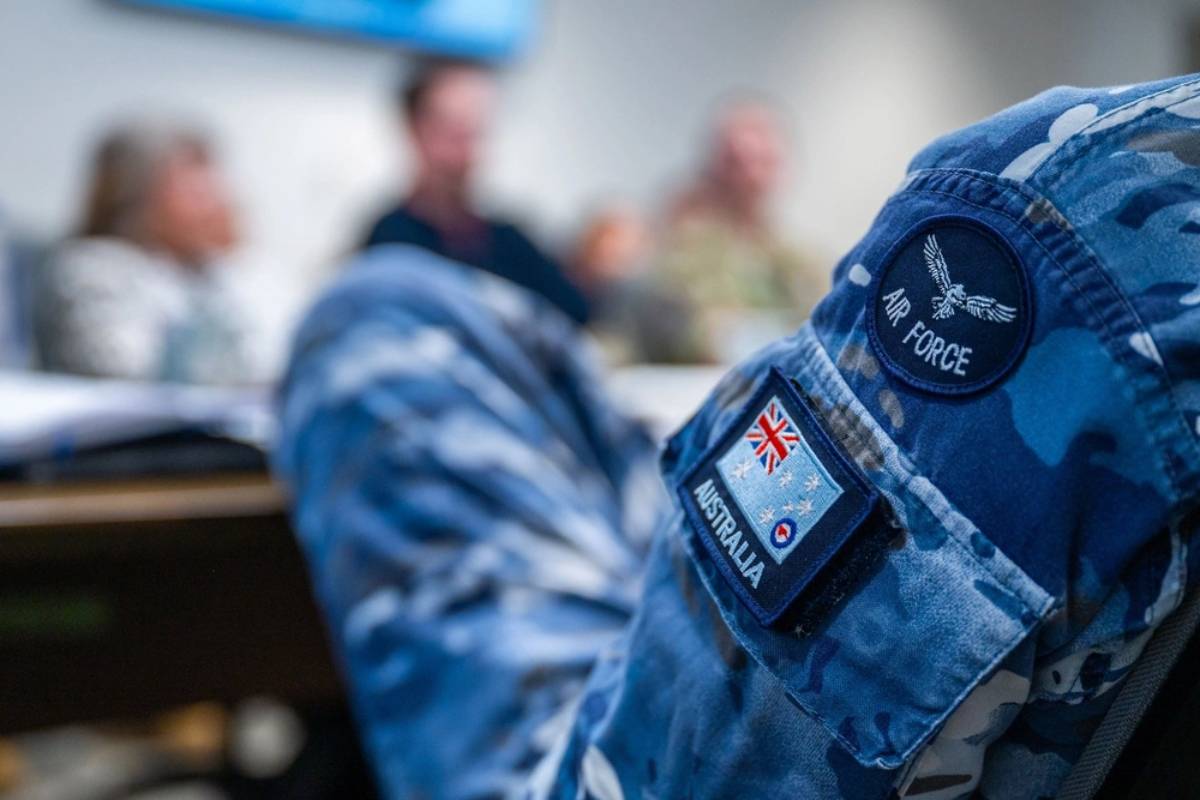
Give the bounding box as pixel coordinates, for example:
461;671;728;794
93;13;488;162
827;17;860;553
745;399;801;475
687;368;877;625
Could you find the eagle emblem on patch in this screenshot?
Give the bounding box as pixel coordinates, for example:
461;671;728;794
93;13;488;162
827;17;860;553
923;234;1017;323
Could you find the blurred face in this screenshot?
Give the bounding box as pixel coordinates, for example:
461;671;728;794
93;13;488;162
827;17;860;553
145;146;238;265
407;68;496;193
711;104;784;208
577;210;648;283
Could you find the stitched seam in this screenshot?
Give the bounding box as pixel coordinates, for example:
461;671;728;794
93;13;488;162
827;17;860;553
802;327;1052;610
1030;78;1200;184
911;182;1186;497
668;514;899;764
817;374;1036;602
1021;88;1200;496
1031;99;1200;489
769;371;882;615
671;335;1048;768
799;330;1053;617
731;521;1038;769
808;623;1031;767
895;170;1190;502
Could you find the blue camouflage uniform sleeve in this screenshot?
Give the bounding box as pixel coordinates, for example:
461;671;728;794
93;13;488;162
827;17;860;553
273;246;663;800
532;76;1200;800
895;76;1200;799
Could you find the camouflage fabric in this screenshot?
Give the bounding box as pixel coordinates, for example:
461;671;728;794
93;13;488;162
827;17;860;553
532;76;1200;799
273;245;664;799
651;217;822;363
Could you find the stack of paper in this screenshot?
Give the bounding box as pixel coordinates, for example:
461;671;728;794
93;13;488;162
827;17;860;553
0;371;274;468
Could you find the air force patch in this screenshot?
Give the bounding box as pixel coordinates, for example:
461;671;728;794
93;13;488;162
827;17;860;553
679;369;878;626
867;217;1033;395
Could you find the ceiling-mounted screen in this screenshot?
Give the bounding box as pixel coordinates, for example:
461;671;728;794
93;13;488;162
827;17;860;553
118;0;538;60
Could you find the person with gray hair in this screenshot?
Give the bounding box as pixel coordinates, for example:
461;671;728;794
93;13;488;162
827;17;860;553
35;120;250;383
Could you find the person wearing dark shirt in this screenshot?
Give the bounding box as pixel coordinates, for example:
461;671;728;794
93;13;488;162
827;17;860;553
364;58;589;324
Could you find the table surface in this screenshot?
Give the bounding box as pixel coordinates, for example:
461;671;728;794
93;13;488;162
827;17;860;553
0;473;287;530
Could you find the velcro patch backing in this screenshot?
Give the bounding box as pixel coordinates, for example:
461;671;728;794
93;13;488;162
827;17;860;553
678;368;879;626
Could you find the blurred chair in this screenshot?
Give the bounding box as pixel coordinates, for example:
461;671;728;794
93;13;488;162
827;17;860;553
0;217;47;371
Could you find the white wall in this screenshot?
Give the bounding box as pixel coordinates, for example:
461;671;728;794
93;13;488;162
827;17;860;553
0;0;1192;372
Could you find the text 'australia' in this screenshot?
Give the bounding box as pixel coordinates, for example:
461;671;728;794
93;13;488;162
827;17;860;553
694;478;764;589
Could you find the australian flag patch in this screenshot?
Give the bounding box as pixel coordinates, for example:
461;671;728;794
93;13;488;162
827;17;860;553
679;368;879;626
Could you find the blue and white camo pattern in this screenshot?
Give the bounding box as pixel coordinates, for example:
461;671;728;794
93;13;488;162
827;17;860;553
531;75;1200;799
274;245;664;799
278;74;1200;800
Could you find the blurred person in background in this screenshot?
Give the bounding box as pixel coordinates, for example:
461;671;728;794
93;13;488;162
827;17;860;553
652;97;823;363
35;120;250;384
570;205;693;365
364;58;590;324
